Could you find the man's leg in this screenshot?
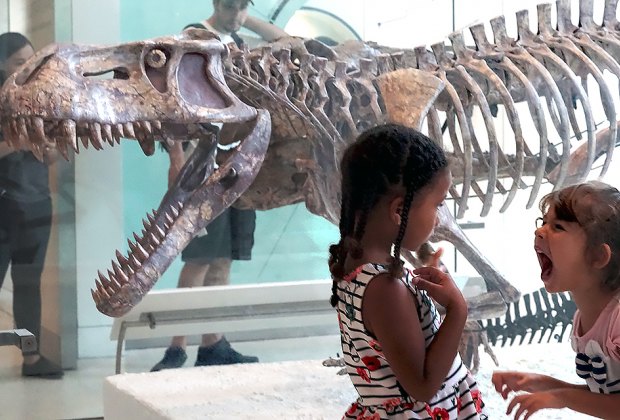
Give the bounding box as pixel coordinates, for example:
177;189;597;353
150;261;208;372
194;258;259;366
169;262;210;348
198;257;231;347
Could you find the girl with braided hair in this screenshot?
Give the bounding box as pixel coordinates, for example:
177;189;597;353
330;124;485;419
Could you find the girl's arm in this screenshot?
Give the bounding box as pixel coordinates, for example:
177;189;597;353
364;269;467;402
507;387;620;419
492;370;585;397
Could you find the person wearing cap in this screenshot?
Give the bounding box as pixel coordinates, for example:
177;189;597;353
151;0;288;372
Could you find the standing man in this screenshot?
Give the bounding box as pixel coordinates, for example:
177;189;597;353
151;0;287;372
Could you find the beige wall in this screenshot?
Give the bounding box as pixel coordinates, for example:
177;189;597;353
8;0;54;49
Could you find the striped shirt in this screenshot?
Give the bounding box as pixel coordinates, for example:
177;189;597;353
336;263;486;419
571;291;620;395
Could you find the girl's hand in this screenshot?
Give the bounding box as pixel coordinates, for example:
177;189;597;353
411;265;466;312
506;390;564;420
492;371;549;398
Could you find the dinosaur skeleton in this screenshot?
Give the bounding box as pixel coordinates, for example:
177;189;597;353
0;0;618;319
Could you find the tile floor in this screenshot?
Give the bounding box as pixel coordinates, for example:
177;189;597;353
0;306;341;420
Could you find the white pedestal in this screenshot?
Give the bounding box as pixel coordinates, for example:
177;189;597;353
103;360;356;419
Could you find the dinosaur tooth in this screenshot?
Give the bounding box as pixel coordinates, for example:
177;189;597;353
55;137;70;161
112;261;128;284
60;120;78;153
123;122;136;139
127;239;138;256
129;254;142;270
112;124;125;142
91;289;101;304
135;242;149;261
31;116;48;146
154;225;166;239
140;120;153;135
106;269;120;288
102;123;114;145
89;122;104;150
115;251;130;271
148;232;161;246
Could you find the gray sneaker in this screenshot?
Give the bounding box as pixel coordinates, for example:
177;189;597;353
195;338;258;366
150;346;188;372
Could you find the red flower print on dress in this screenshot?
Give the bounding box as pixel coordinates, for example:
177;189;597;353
382;397;402;412
431;407;450;420
471;389;483;413
345;402;359;416
356;366;371;383
361;355;381;371
425;404;433;418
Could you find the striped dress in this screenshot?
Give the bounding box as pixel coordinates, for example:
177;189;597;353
336;263;486;419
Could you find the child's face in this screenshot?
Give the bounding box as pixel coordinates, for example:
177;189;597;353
401;169;451;252
534;207;590;293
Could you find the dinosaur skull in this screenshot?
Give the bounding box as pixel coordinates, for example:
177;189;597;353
0;29;259;155
0;29;271;317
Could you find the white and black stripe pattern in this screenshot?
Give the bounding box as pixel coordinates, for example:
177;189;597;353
336;263;486;419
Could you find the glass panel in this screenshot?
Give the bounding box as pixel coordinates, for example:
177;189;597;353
0;0;76;375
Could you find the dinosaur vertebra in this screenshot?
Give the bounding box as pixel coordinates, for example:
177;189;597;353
1;0;618;317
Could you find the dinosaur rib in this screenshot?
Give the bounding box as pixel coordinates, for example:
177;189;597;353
539;2;614;182
471;23;550;210
450;32;526;214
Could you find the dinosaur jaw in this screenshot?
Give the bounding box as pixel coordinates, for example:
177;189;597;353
92;110;271;317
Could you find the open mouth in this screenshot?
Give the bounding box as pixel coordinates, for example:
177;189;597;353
88;111;270;317
536;248;553;280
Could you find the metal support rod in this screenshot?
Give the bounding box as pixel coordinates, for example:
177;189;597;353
0;329;38;355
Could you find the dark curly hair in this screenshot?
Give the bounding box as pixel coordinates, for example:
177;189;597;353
329;124;448;307
539;180;620;292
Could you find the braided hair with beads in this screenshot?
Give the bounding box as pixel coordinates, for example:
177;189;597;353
328;124;448;307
